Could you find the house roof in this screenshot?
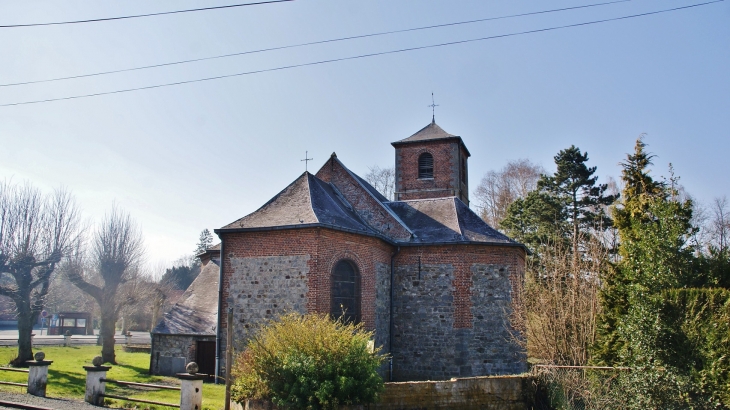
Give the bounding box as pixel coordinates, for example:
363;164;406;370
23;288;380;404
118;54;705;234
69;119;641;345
386;197;514;245
219;172;375;235
391;120;471;157
152;259;219;335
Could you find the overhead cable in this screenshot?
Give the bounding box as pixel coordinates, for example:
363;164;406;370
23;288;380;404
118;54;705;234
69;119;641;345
0;0;294;28
0;0;632;87
0;0;723;107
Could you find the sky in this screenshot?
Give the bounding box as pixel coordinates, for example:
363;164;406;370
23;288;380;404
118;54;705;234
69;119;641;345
1;0;728;270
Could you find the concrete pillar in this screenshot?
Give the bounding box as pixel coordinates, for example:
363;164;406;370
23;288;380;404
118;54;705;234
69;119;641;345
178;362;205;410
26;352;52;397
64;335;72;347
84;356;111;406
125;333;132;345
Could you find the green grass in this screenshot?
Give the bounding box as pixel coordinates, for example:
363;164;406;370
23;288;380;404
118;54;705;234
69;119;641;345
0;345;226;410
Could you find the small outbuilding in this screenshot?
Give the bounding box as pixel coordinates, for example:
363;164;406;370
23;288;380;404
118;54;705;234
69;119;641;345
150;245;220;378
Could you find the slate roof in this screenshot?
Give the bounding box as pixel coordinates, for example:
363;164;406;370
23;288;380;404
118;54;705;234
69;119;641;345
152;259;219;335
391;121;471;156
218;153;520;247
386;197;514;245
220;172;375;234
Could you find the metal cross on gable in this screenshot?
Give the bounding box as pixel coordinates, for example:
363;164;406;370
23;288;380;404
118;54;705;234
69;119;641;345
428;92;439;123
301;151;313;171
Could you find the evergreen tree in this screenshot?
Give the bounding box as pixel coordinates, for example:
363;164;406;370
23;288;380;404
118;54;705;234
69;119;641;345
194;229;214;257
501;145;616;257
594;138;698;364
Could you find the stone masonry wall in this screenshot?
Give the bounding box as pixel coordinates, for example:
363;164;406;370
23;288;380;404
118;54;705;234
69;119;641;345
391;245;526;381
219;228;394;374
238;375;534;410
150;334;215;376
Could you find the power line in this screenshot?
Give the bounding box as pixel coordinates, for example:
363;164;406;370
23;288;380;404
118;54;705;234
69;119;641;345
1;0;722;107
0;0;294;28
0;0;631;87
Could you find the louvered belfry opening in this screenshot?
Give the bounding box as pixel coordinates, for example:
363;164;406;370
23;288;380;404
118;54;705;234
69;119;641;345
331;260;361;324
418;152;434;179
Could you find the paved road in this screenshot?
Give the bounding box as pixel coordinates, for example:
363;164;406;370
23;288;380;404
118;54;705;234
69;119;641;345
0;391;101;410
0;329;150;347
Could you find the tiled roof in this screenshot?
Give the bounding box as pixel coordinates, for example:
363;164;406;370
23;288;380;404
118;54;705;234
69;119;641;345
220;172;375;234
152;260;219;335
386;197;514;244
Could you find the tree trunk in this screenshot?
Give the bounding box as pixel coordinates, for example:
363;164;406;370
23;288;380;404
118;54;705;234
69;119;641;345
100;307;118;364
13;307;34;366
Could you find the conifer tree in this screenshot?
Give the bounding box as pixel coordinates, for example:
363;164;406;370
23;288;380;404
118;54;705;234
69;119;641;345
502;145;616;257
594;138;698;365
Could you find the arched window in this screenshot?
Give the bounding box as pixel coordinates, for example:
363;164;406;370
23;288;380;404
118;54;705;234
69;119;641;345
331;260;361;323
418;153;434;179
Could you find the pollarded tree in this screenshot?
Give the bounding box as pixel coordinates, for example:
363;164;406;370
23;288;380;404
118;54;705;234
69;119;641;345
67;206;144;364
0;181;80;365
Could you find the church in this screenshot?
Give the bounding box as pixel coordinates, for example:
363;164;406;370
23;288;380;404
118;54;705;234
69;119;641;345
151;119;527;382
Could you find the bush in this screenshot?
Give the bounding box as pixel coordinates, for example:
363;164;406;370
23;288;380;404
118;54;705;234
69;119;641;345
231;313;385;410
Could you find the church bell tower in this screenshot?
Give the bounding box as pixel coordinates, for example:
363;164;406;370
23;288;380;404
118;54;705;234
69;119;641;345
391;120;470;205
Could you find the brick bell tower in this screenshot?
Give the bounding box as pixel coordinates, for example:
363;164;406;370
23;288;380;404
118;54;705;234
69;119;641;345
391;119;470;205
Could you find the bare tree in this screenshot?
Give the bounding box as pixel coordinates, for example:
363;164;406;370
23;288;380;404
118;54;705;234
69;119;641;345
473;159;544;229
708;196;730;253
0;181;80;365
364;165;395;201
67;206;144;364
510;233;606;366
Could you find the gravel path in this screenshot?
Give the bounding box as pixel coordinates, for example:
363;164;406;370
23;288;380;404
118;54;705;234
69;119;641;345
0;392;102;410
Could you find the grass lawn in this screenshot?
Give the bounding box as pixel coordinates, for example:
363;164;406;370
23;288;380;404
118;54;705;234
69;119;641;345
0;345;226;410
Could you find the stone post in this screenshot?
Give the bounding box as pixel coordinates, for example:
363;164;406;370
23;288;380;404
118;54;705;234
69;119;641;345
84;356;111;406
178;362;205;410
125;332;132;345
26;351;52;397
64;330;72;347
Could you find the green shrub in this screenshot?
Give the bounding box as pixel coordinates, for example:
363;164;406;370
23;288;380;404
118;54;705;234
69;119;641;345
231;313;385;410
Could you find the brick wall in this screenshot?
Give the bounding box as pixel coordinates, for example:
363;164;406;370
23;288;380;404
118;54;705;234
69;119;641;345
391;245;526;381
394;140;469;205
316;156;412;241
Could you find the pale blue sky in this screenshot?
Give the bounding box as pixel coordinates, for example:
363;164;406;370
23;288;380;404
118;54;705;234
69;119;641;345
1;0;728;267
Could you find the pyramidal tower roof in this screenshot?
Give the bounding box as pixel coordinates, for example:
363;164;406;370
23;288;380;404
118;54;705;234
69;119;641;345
391;120;471;156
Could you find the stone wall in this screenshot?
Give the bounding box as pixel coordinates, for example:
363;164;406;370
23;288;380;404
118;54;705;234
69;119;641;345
219;228;394;374
391;245;526;381
150;334;215;376
237;375;534;410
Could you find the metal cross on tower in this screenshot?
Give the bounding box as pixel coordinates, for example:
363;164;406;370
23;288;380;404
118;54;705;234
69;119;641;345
428;92;439;123
301;151;313;171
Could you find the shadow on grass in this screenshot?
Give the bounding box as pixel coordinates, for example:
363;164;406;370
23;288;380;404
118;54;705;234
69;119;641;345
48;368;87;397
115;362;152;376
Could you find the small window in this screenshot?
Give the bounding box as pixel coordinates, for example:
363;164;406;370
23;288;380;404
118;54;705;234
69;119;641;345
331;260;361;323
76;319;86;328
418;153;434;179
62;318;75;327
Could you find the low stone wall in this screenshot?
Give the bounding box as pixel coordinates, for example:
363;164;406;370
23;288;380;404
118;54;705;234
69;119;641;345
236;375;533;410
374;375;533;410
